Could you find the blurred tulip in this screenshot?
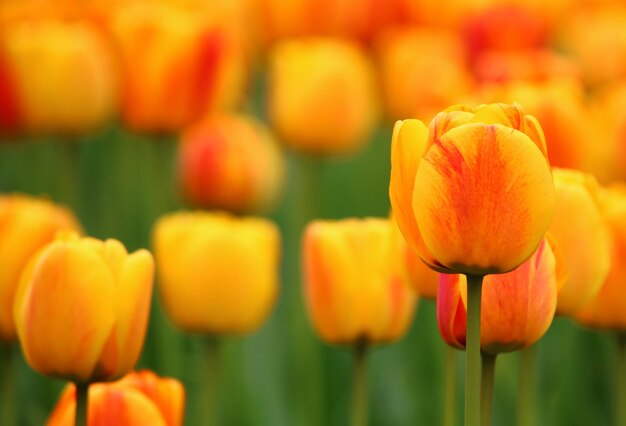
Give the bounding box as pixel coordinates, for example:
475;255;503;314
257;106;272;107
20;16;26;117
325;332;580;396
253;0;401;44
153;211;280;334
576;186;626;330
47;370;185;426
14;233;154;383
476;79;592;170
267;38;379;155
0;194;81;341
374;26;471;123
437;238;560;355
0;54;22;136
303;218;417;345
549;169;611;315
0;18;118;135
390;102;555;276
110;1;248;133
177;113;285;213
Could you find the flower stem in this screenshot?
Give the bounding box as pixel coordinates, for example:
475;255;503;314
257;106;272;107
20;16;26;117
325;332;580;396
480;353;497;426
465;275;484;426
617;333;626;426
0;343;15;426
201;336;221;426
443;345;457;426
75;383;89;426
517;345;537;426
351;340;368;426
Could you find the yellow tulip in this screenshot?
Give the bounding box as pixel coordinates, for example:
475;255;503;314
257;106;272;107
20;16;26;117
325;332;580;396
550;169;611;315
1;18;119;135
152;211;280;334
0;194;81;341
303;218;417;345
390;102;555;276
14;233;154;383
267;37;379;155
47;370;185;426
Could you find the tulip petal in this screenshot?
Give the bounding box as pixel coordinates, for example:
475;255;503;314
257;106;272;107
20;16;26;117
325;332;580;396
413;123;555;275
14;241;116;383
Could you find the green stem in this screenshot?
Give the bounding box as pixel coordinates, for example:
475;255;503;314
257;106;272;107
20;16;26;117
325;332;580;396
201;337;221;426
351;341;368;426
465;275;484;426
617;333;626;426
75;383;89;426
481;353;497;426
1;344;15;426
518;345;537;426
443;345;457;426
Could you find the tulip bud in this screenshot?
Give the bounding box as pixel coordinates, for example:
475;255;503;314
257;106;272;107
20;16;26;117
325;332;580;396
152;211;280;335
576;186;626;330
0;194;81;341
1;18;118;135
390;102;555;276
303;218;417;345
267;38;379;155
437;238;561;355
549;169;611;315
110;2;248;133
47;370;185;426
14;233;154;383
177;113;285;213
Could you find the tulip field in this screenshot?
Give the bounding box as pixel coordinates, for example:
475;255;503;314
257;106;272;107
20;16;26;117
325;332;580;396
2;1;626;426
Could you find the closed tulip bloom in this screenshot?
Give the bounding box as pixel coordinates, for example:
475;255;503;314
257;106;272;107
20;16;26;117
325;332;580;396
1;18;118;135
14;233;154;383
576;186;626;330
0;194;81;341
438;238;561;355
390;102;555;276
153;212;280;334
304;218;417;345
177;113;285;213
110;2;248;133
550;169;611;315
267;38;379;155
47;370;184;426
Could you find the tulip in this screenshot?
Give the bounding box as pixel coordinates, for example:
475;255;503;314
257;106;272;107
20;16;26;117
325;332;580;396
267;37;379;155
0;54;22;136
374;27;471;123
47;370;185;426
390;102;555;276
0;18;118;135
110;1;248;133
177;113;285;213
152;211;280;335
14;232;154;384
0;194;82;341
437;238;561;355
549;169;610;315
303;217;417;426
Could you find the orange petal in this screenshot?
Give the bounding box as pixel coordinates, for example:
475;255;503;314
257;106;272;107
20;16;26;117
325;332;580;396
413;123;555;275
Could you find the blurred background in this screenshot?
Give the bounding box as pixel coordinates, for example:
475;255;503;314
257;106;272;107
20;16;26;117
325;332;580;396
1;0;625;424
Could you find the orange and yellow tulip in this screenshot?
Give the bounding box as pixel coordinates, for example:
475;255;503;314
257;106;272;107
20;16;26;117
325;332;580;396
14;233;154;383
390;102;555;276
153;211;280;334
0;194;81;341
47;370;185;426
0;17;119;135
267;38;379;155
177;113;285;213
303;218;417;345
576;186;626;330
109;1;248;133
549;169;611;315
437;238;561;354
